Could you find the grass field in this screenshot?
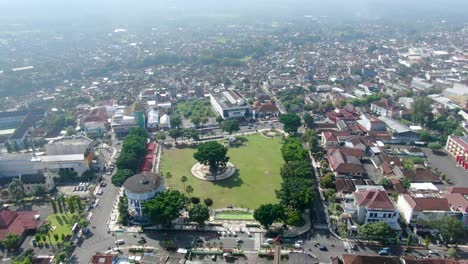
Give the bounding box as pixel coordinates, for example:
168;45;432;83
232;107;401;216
215;211;255;221
160;134;283;209
46;213;73;244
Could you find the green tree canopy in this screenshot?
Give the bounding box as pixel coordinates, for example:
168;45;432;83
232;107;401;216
1;232;20;251
253;203;285;229
171;116;182;129
116;151;139;172
189;204;210;225
111;169;134;187
320;172;335;189
221;119;240;134
143;190;188;227
428;142;442;151
412;97;433;127
280;160;312;179
8;178;25;202
279;113;302;134
358;222;395;240
430;216;466;244
281;137;308;162
193;141;229;174
168;128;183;143
276;177;314;211
303;112;315;128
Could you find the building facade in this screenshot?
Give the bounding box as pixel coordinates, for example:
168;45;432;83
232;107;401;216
210;90;250;120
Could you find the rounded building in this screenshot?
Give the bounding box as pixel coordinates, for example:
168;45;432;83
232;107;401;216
123;172;164;218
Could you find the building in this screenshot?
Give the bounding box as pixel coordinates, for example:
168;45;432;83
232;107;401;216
20;173;54;193
210;90;250;120
46;136;94;156
351;186;400;230
90;253;117;264
146;109;159;131
443;84;468;108
332;254;400;264
445;135;468;170
444;187;468;228
396;194;460;227
252;101;280;119
326;147;365;177
81;107;108;137
123;172;164;219
371;98;398;118
379;116;420;143
0;209;42;245
357;114;387;132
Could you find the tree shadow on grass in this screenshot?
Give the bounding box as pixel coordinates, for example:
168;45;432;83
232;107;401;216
212;170;244;189
61;215;70;225
55;216;64;226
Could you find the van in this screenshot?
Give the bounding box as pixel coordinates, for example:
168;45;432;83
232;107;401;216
115;239;125;245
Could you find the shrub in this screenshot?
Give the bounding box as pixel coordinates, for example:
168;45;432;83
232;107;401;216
204;198;213;207
190;197;201;204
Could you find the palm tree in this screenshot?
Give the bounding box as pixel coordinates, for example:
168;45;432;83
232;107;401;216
186;185;194;194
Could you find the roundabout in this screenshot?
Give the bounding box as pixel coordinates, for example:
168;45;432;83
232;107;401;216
190;162;236;181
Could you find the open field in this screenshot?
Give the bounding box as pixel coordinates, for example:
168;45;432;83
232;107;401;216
160;134;283;209
46;213;73;244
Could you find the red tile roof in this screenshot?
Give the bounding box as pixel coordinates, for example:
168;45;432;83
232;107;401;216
404;169;441;183
446;187;468;195
91;254;116;264
0;210;42;240
354;189;395;210
445;193;468;213
401;194;451;211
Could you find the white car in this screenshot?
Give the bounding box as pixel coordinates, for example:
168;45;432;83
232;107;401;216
429;250;438;255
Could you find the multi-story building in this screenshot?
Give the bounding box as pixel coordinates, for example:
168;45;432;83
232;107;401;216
210;90;250;120
445;135;468;170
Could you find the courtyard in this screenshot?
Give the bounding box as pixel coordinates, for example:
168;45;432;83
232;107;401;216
159;134;283;209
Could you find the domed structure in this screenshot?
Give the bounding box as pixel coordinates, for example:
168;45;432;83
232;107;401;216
123;172;164;218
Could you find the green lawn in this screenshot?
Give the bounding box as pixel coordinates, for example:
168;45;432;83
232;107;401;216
215;211;255;221
46;213;73;244
160;134;283;209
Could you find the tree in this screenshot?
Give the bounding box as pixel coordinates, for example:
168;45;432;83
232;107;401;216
182;128;200;141
53;233;59;243
401;178;411;189
143;190;188;227
280;160;312;179
253;203;285;229
284;208;304;227
221;120;240;134
428;142;442;152
412;97;433;127
424;235;431;247
279;113;301;134
65;126;77;136
320;172;335;189
276;177;314;211
1;232;20;251
171;116;182;129
111;169;134;187
358;222;395;240
447;247;457;258
12;249;34;264
115;151;139;172
193;141;229;174
281;137;308;162
379;177;393;189
303;112;315;128
32;185;47;198
180;176;188;189
81;170;94;181
129;127;148;138
186;185;194;194
168;129;183;144
191;115;201;128
190;197;200;204
8;178;25;202
216;116;224;126
67;197;75;214
430;216;466;244
204;198;213;207
189;204;210;225
407;234;413;247
323;189;336;203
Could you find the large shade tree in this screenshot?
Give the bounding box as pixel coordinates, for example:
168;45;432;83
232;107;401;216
430;216;466;244
279;113;301;134
276;177;314;211
189;204;210;225
143;190;188;227
193;141;229;174
280;160;312;179
254;203;285;229
358;221;395;240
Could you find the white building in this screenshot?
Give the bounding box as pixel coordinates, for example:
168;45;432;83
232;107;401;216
210;90;250;120
146;109;159;130
123;172;165;219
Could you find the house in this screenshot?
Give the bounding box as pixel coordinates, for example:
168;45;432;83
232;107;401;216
396;194;460;227
327;147;365;177
90;253;117;264
371;98;398;118
444;187;468;228
210;90;250;120
0;209;43;246
402;258;468;264
326;107;360;123
81;107;108;137
252;101;280;119
322;131;351;146
445;135;468;170
352;186;400;230
357;114;387;132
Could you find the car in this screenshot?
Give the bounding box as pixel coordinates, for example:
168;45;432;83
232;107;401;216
115;239;125;245
429;250;438;255
138;237;146;244
296;240;304;245
211;255;217;261
319;246;328;251
231;231;237;237
378;248;390;256
265;238;274;244
100;182;107;187
246;231;252;237
196;238;203;243
236;239;244;244
220;231;226;237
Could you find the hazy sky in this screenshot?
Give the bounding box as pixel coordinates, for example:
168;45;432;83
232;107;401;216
0;0;467;23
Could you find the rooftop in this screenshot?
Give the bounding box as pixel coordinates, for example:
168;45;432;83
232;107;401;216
123;172;164;194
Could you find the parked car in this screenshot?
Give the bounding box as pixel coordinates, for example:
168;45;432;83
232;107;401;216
319;246;328;251
378;247;390;256
115;239;125;245
236;239;244;244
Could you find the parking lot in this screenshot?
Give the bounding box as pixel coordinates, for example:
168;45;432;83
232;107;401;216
422;147;468;186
